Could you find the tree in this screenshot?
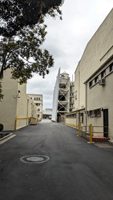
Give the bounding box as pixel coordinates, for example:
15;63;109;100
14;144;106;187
0;0;62;37
0;0;64;83
0;24;54;84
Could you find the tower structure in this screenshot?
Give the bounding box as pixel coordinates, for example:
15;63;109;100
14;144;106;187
52;69;70;122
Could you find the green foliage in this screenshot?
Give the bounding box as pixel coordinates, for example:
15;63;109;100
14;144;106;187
0;0;62;37
0;0;63;83
0;24;54;84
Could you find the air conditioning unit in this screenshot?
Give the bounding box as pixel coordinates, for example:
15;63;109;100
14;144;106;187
99;78;105;85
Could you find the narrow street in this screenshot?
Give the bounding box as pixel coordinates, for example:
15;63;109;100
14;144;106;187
0;121;113;200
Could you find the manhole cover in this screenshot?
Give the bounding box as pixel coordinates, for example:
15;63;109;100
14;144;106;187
20;155;49;164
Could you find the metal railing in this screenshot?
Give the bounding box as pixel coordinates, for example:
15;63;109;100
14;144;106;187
92;126;109;137
79;122;109;143
65;121;109;143
15;116;38;131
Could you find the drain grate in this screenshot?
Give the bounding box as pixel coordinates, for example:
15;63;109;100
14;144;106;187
20;155;49;164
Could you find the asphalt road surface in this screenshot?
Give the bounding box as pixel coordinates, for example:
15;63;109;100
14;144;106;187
0;122;113;200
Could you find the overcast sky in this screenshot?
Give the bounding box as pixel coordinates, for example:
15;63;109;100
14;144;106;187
27;0;113;110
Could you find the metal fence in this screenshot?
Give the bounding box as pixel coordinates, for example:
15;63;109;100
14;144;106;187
79;122;109;142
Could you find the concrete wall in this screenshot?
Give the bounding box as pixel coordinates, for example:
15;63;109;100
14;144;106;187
66;76;70;113
74;64;81;110
16;83;28;130
70;82;75;111
74;9;113;111
65;117;77;126
86;59;113;139
65;109;85;128
0;69;37;131
0;69;18;130
16;84;37;130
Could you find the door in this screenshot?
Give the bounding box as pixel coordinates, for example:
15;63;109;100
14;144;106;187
57;114;61;123
103;109;108;137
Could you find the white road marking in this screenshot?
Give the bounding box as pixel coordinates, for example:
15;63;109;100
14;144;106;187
0;134;16;145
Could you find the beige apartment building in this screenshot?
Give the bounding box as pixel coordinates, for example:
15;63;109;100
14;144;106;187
0;69;37;131
85;59;113;139
27;94;43;119
65;8;113;139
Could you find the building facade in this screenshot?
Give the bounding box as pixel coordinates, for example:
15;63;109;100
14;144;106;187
27;94;43;119
70;81;75;112
65;9;113;139
43;108;52;119
85;60;113;139
0;69;37;131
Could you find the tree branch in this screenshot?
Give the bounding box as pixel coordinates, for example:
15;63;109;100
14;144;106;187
19;54;34;64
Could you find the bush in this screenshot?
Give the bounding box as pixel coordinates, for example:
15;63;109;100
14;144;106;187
0;123;3;132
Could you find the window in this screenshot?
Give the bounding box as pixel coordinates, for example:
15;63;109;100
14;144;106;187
101;70;106;78
66;114;76;118
34;97;38;100
89;109;101;117
37;114;40;118
37;109;40;111
90;110;93;116
35;103;40;106
109;62;113;72
30;97;32;99
75;94;77;100
89;81;92;88
94;109;101;117
95;76;98;83
61;74;65;77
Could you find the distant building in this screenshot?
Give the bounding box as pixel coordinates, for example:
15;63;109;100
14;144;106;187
0;69;37;131
27;94;43;119
43;108;52;119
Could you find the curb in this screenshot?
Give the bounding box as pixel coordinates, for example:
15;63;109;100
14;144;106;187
65;124;78;129
0;133;13;141
0;133;16;145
